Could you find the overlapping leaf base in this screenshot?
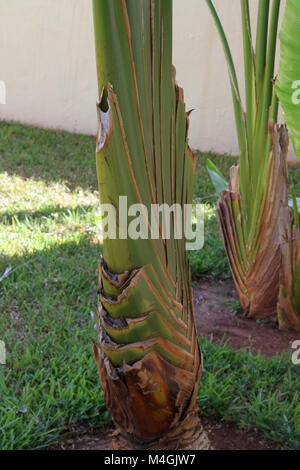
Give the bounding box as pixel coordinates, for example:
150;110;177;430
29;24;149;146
93;260;211;450
217;125;289;319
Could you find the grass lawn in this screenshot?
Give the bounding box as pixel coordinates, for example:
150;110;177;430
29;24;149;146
0;120;299;450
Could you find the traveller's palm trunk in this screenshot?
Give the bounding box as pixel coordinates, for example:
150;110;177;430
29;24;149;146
92;0;211;450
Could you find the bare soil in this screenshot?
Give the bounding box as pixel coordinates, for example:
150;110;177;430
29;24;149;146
52;279;298;451
193;279;298;357
51;416;281;450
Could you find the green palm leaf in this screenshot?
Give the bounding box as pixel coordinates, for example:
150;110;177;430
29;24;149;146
276;1;300;328
276;0;300;162
206;158;228;195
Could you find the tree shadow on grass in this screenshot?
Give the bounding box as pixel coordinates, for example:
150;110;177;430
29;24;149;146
0;235;103;334
0;204;97;224
0;120;98;192
0;235;108;451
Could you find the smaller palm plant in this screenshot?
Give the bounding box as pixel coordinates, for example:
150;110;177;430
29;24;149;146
206;0;289;320
277;193;300;332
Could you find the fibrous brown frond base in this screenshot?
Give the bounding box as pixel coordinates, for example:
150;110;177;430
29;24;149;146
112;409;211;451
277;207;300;332
93;338;211;451
91;258;212;450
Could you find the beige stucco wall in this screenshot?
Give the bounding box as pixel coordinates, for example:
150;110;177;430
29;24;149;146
0;0;297;161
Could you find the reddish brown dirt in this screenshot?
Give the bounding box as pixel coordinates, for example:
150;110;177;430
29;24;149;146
51;279;297;451
51;416;281;450
194;279;298;357
201;416;281;450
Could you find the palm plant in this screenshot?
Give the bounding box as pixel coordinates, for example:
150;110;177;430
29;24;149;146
275;0;300;330
92;0;211;450
277;196;300;331
206;0;290;320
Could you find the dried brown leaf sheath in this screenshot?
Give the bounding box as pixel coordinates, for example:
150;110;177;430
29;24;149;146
277;208;300;332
